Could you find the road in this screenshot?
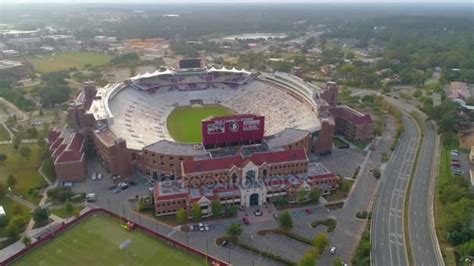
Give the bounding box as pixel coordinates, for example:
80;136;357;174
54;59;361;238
353;89;443;266
384;97;444;266
372;114;418;266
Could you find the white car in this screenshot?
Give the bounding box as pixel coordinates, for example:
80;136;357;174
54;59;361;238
198;223;204;232
97;173;103;180
330;246;337;255
204;224;210;231
91;172;97;181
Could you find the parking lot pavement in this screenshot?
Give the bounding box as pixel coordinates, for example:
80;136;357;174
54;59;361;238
452;151;471;183
241;232;313;262
319;148;366;178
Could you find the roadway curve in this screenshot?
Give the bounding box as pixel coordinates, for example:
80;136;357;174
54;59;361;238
372;113;418;266
385;98;444;266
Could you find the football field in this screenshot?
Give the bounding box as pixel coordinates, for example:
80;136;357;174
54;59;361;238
13;214;204;266
166;104;234;143
28;52;112;73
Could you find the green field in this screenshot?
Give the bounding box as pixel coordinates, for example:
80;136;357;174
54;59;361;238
0;144;46;202
28;52;112;73
13;213;204;266
166;104;234;143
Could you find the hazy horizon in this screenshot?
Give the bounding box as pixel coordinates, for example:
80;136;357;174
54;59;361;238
1;0;473;4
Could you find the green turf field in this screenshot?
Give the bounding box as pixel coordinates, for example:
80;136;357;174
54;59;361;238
13;213;204;266
166;104;234;143
0;144;45;202
28;52;112;73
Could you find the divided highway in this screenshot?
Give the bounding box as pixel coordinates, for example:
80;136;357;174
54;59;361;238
408;114;443;266
372;114;418;266
371;96;444;266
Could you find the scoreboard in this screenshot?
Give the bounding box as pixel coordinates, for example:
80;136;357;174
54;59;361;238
202;114;265;148
179;59;202;69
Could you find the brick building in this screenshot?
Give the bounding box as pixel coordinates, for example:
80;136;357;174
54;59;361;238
48;128;86;181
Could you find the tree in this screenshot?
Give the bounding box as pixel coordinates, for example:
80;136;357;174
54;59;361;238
19;146;32;160
226;223;242;240
176;208;188;225
297;188;309;204
0;182;6;199
299;251;317;266
333;257;344;266
373;169;381;179
191;203;202;221
22;236;32;246
0;153;7;163
225;205;238;217
32;207;49;224
5;216;27;239
211;200;223;218
7;175;16;188
313;233;330;255
310;188;321;204
65;201;74;215
12;136;21;150
279;211;293;231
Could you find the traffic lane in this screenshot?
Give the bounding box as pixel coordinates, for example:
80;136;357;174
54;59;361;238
317;116;397;265
409;120;439;266
372;115;418;266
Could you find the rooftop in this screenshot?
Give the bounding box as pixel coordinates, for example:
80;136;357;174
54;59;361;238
183;149;308;174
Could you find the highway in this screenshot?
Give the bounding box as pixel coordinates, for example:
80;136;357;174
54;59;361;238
372;114;418;266
385;98;444;266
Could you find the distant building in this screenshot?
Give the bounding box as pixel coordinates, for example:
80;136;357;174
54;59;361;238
0;60;28;80
447;82;471;102
7;37;42;52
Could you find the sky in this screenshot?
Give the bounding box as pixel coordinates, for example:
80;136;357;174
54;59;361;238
1;0;473;3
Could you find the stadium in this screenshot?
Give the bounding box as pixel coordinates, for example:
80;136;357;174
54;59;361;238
49;59;374;215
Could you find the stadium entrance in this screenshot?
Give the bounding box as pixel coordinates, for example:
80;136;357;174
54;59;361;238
250;193;259;206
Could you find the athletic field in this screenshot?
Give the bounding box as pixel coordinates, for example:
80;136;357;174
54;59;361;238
13;214;204;266
166;104;234;143
28;52;112;73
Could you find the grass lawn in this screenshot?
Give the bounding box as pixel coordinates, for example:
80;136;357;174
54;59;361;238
333;137;350;149
28;52;112;73
13;213;205;266
434;145;457;265
0;123;10;141
51;205;83;219
0;144;46;202
166;104;234;143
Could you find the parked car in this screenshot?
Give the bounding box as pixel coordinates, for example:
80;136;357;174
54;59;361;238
97;173;103;180
192;224;199;231
330;246;337;255
273;213;279;220
242;217;249;225
305;208;313;214
451;162;461;168
91;172;97;181
128;181;137;186
198;223;205;232
204;224;210;231
62;182;73;187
